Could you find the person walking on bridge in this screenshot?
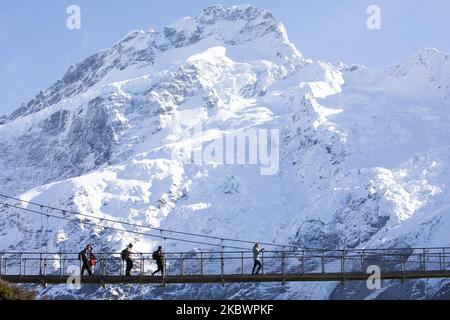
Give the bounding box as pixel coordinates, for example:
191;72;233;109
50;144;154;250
151;246;165;276
121;243;134;276
252;243;264;275
78;244;94;276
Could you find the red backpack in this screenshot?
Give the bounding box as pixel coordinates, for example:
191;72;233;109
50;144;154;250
89;255;97;266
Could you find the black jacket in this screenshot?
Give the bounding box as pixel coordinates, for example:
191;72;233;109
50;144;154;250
155;250;164;262
79;249;91;264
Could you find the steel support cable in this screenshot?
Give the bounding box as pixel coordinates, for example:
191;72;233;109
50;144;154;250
3;194;447;254
0;193;301;250
0;201;249;250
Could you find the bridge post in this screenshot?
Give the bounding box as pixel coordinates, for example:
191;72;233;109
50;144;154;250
140;253;144;278
360;250;365;272
241;252;244;276
402;254;406;283
61;255;65;277
420;253;425;272
281;251;286;286
220;239;225;286
0;252;3;277
19;253;23;277
221;251;225;286
301;250;305;274
341;250;347;286
98;254;101;276
24;258;27;276
101;253;107;276
423;248;427;271
163;256;167;286
59;253;63;278
39;253;42;276
201;252;204;276
180;253;184;276
321;251;325;274
443;248;446;272
261;251;264;275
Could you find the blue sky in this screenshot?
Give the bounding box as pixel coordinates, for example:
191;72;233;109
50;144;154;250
1;0;449;114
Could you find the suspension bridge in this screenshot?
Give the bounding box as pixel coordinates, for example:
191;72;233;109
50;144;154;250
1;247;450;285
1;194;450;285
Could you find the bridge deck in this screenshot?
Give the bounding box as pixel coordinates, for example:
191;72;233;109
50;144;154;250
2;270;450;285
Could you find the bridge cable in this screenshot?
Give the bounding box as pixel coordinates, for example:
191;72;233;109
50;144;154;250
0;200;250;251
0;193;301;250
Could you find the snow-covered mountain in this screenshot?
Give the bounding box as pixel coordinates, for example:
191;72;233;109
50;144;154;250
1;4;450;299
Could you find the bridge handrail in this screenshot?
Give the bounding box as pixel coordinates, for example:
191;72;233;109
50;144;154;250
1;246;449;256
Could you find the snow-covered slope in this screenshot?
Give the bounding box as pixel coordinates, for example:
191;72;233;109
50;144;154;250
1;5;450;300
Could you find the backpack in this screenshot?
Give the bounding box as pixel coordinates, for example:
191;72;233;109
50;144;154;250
121;249;128;261
89;255;97;266
152;250;159;260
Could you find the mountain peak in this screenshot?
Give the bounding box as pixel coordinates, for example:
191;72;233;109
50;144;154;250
9;5;302;121
164;4;290;47
199;4;277;24
391;47;450;76
413;47;449;68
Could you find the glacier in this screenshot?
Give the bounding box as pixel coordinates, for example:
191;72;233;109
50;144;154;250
0;4;450;299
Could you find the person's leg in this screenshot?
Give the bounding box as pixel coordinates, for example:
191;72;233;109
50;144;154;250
153;262;162;275
252;260;257;275
81;262;88;275
158;261;164;275
126;259;132;275
256;261;262;274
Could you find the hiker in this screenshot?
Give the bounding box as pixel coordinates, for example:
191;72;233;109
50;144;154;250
79;244;94;276
121;243;134;276
252;243;264;275
151;246;165;276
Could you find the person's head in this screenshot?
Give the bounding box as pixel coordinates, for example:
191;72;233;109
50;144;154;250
128;243;133;249
254;243;259;248
86;244;92;250
158;246;162;251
